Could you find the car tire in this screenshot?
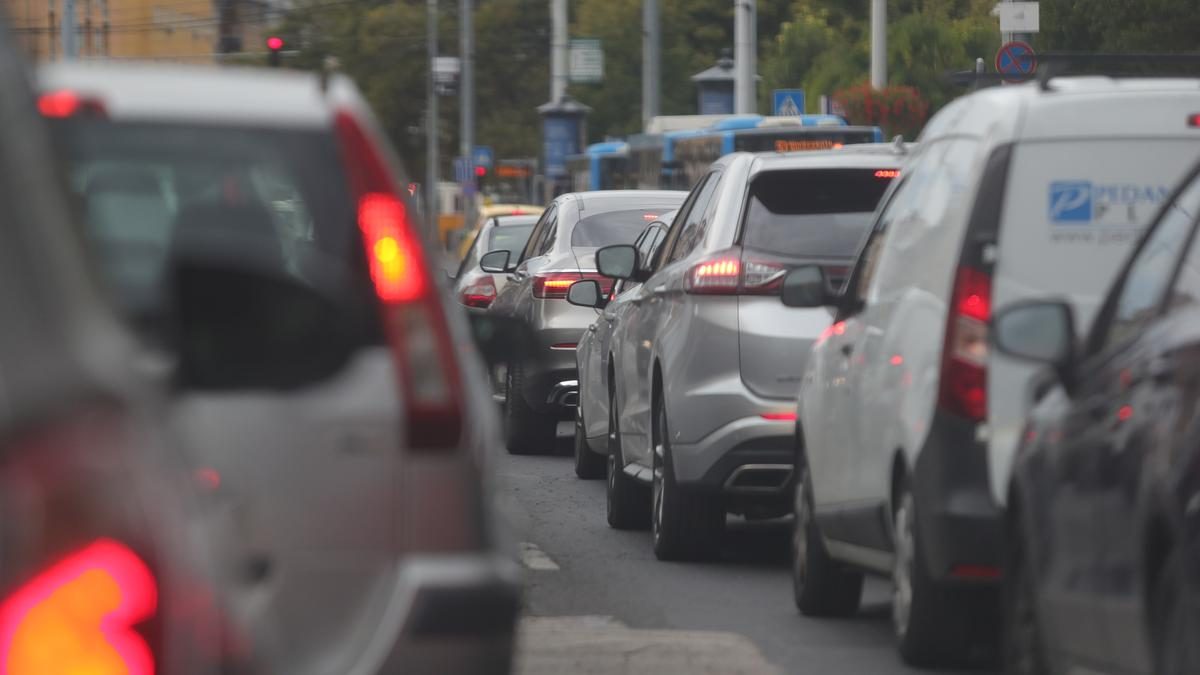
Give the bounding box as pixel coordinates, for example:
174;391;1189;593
606;386;649;530
503;361;555;455
1003;513;1050;675
573;407;605;480
892;483;974;667
792;466;863;616
651;399;724;561
1153;547;1199;675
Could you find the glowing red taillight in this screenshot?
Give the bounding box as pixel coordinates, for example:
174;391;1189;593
459;275;497;308
0;539;157;675
685;248;790;295
938;266;991;422
533;272;613;299
336;109;464;448
37;90;106;119
761;412;797;421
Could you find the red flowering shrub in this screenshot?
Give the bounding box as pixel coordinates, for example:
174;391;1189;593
833;83;930;139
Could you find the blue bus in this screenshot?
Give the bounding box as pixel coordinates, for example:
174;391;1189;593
567;141;630;192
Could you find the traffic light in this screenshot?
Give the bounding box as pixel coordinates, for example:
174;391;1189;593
267;36;283;67
474;164;489;190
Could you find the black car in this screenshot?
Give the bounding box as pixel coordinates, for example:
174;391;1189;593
994;163;1200;675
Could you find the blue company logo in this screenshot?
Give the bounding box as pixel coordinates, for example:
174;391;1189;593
1049;181;1093;222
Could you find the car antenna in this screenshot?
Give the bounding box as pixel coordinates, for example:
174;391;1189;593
892;135;906;155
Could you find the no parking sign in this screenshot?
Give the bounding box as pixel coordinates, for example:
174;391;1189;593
996;41;1037;83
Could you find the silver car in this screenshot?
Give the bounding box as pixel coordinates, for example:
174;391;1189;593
41;62;519;675
483;190;687;455
453;213;540;311
570;211;676;479
597;147;904;560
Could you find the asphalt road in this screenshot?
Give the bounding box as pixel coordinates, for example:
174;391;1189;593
498;443;987;675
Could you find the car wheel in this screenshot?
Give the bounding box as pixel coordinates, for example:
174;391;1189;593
1153;548;1199;675
651;398;723;561
892;483;974;666
573;407;605;480
792;466;863;616
1003;515;1050;675
605;386;649;530
503;361;555;455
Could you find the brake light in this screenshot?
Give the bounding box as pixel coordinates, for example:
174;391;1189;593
761;412;797;421
336;109;464;449
533;272;613;299
460;275;497;308
874;169;900;179
685;249;789;295
37;90;106;119
938;266;991;421
1189;113;1200;128
0;539;156;675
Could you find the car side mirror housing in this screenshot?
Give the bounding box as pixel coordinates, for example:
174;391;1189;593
596;244;639;280
780;265;836;308
992;300;1078;387
480;249;512;274
567;279;607;308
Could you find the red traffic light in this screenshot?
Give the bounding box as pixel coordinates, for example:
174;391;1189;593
266;36;284;51
474;166;487;177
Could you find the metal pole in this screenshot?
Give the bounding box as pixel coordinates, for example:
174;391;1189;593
734;0;755;114
460;0;475;239
426;0;439;241
870;0;886;89
642;0;660;128
60;0;77;60
550;0;567;102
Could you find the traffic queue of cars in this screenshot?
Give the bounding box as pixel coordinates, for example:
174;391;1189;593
475;76;1200;675
0;12;522;672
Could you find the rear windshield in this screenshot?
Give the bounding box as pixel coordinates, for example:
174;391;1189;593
571;208;670;248
742;168;894;258
48;120;378;338
487;224;535;255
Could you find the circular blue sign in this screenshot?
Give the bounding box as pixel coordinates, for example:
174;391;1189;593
996;41;1037;82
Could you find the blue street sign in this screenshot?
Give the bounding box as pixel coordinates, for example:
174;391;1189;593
472;145;494;170
773;89;806;117
996;41;1037;83
453;157;468;182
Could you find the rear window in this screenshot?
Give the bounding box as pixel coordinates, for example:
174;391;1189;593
742;168;894;258
570;208;670;248
487;224;535;254
49;120;379;340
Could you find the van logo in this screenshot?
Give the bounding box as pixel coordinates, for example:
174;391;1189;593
1049;181;1094;223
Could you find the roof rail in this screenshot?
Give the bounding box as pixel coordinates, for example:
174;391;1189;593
1031;52;1200;91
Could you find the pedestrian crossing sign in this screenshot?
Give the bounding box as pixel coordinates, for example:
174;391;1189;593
773;90;805;117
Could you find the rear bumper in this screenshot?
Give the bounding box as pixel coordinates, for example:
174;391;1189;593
911;411;1004;584
671;414;794;497
518;326;585;417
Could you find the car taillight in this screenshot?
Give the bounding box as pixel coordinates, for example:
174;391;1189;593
37;90;107;119
336;109;464;449
938;266;991;422
684;248;790;295
533;272;613;299
0;539;157;675
460;275;497;308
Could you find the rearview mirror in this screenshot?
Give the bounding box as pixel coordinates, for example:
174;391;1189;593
781;266;835;308
992;300;1076;368
567;280;606;308
596;244;638;280
467;314;537;367
480;249;512;274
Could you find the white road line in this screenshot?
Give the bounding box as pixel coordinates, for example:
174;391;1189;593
519;542;560;571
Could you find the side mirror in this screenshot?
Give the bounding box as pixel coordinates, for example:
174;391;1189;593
567;279;606;308
480;249;512;274
780;265;835;308
467;314;537;367
992;300;1076;370
596;244;638;280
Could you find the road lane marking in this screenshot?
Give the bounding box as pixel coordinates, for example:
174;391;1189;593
519;542;560;571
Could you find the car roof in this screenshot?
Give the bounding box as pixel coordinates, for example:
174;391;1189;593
37;62;361;128
922;76;1200;145
562;190;688;212
747;144;908;173
479;204;543;217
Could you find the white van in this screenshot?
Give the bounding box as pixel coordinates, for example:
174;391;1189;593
780;77;1200;666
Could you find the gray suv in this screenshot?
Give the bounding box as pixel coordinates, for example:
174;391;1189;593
596;147;903;560
484;190;686;454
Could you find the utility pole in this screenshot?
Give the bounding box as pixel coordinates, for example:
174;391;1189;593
550;0;567;102
460;0;475;240
870;0;886;89
642;0;660;128
426;0;439;238
60;0;77;60
733;0;756;114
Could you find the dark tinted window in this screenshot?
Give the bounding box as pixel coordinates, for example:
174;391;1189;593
570;208;672;248
742;168;894;258
50;120;379;344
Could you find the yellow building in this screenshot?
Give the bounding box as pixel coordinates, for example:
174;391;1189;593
5;0;272;64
